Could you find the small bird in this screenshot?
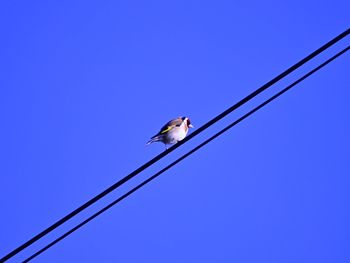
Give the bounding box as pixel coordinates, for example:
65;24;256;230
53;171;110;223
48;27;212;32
146;117;193;149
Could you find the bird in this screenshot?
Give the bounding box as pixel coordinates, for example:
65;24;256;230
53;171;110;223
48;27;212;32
146;117;193;149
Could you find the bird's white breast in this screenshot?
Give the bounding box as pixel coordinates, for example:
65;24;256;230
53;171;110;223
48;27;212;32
167;124;188;144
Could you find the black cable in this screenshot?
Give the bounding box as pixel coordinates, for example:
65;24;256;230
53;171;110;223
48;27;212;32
23;45;350;263
1;29;349;263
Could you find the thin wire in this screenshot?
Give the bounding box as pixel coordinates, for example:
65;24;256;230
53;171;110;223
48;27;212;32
1;28;349;263
23;45;350;263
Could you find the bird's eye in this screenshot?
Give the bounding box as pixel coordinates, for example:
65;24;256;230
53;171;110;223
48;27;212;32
187;118;191;125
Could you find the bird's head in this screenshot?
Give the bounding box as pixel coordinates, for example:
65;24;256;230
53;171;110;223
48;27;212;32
183;117;193;128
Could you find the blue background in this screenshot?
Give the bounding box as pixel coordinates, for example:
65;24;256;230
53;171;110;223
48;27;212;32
1;1;349;262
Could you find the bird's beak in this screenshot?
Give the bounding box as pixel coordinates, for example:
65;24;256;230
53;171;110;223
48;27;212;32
189;124;194;128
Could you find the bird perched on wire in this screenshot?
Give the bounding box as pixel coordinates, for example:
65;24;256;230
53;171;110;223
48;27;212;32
146;116;193;149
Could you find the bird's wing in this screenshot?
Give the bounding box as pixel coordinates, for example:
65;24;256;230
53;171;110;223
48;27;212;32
159;117;183;134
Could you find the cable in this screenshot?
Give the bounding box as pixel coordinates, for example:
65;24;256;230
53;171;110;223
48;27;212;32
1;29;349;263
23;45;350;263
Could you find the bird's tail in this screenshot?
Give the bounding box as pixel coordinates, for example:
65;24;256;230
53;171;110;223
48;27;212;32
146;135;161;145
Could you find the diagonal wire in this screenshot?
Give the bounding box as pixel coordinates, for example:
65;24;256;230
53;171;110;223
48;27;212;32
1;28;349;263
23;45;350;263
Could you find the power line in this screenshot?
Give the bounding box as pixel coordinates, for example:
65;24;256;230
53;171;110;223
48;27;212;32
1;28;349;262
23;45;350;263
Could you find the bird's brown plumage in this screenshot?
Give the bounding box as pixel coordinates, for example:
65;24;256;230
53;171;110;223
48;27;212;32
157;117;184;135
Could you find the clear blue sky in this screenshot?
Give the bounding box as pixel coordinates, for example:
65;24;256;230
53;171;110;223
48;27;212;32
1;1;349;262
